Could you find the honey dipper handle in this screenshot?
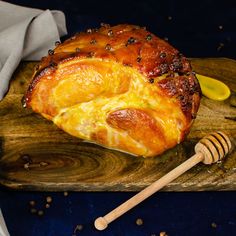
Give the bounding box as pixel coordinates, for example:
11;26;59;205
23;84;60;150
94;152;204;230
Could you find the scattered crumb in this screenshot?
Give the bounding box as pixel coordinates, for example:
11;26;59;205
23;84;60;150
217;43;224;51
73;224;83;235
167;16;172;20
29;200;36;207
38;210;44;216
29;196;53;216
40;162;48;167
24;162;30;170
160;232;168;236
30;208;37;214
211;222;217;228
46;196;52;203
218;25;223;30
164;37;169;41
64;191;69;197
136;218;143;226
76;225;83;231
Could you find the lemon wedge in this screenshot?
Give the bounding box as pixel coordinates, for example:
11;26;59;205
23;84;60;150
196;74;231;101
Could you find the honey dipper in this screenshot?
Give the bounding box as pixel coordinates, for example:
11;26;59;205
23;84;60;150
94;131;232;230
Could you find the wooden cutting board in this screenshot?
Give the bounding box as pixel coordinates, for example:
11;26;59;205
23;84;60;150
0;58;236;192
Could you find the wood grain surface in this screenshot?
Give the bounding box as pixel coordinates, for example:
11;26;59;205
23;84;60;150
0;58;236;191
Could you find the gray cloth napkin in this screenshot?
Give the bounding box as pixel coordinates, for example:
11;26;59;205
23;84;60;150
0;1;67;100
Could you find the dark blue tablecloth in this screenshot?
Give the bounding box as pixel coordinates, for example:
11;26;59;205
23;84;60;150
1;190;236;236
1;1;236;235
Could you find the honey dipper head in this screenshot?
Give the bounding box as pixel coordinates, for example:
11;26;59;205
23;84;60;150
194;131;232;164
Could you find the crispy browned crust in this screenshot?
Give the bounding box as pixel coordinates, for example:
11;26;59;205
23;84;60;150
24;24;201;157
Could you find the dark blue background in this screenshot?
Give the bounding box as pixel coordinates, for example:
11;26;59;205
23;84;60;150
4;0;236;59
1;1;236;235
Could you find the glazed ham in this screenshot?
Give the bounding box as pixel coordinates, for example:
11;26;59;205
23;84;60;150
24;24;201;157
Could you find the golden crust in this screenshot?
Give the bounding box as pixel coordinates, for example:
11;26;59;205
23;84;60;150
24;24;201;157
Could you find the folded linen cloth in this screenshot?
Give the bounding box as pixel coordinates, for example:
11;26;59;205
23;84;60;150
0;1;67;100
0;209;9;236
